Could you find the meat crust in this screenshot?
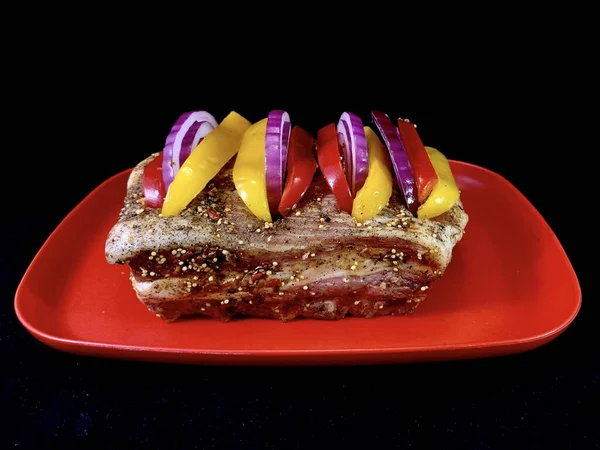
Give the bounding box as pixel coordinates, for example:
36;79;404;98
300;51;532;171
106;154;468;322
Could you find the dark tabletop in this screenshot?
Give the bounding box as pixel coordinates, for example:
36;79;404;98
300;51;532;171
2;31;595;449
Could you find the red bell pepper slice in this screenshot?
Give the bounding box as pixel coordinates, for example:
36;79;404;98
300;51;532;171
316;123;353;214
397;119;438;204
278;126;318;217
143;153;167;208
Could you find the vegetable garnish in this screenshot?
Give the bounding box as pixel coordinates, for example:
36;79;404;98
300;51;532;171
316;123;353;214
162;111;218;191
417;146;460;220
337;112;369;196
233;118;272;222
161;111;251;217
352;127;393;222
155;108;459;222
397;119;438;204
371;110;418;214
142;152;167;208
278;126;317;217
265;110;291;218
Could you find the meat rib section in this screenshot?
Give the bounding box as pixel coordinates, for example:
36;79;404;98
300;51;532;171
105;154;468;322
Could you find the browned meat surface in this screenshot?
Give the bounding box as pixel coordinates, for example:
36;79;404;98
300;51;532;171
106;153;468;322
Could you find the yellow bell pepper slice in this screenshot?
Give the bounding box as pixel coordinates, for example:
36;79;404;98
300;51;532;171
417;146;460;220
161;111;251;217
352;126;393;222
233;118;272;222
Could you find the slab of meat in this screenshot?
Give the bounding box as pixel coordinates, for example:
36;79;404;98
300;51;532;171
105;153;468;322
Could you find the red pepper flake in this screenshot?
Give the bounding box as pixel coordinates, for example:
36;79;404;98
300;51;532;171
207;209;221;220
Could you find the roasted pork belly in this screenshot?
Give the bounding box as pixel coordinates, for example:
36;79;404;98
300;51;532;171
105;153;468;322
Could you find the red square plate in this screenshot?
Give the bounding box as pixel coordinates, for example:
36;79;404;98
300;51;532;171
14;161;581;366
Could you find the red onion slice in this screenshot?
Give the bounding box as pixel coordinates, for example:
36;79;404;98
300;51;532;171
265;110;291;217
162;111;218;190
336;112;369;196
371;110;418;214
179;120;215;162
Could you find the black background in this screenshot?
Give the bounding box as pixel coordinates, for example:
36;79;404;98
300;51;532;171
1;16;595;450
